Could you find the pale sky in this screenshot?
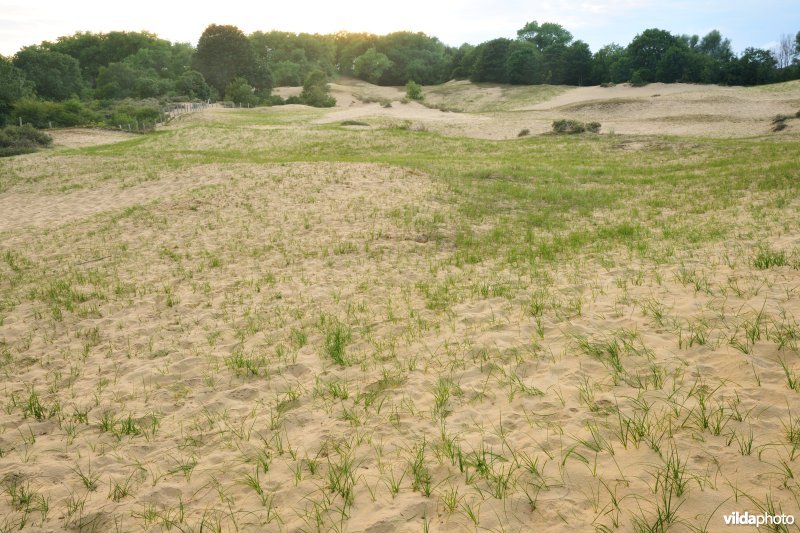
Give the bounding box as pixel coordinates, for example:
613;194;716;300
1;0;798;56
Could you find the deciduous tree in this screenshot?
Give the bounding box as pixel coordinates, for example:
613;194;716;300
193;24;258;94
13;46;84;100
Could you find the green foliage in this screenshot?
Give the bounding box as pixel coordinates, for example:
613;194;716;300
405;80;423;100
0;57;33;126
225;77;258;106
592;44;631;84
193;24;260;94
506;41;543;84
563;41;593;85
470;38;511;83
375;32;449;85
299;70;335;107
627;29;683;79
733;48;777;85
12;46;84;101
0;124;52;157
250;30;335;85
47;31;171;84
13;97;98;127
12;97;163;129
552;119;601;134
753;247;788;269
517;21;573;51
354;48;393;84
176;70;211;100
2;20;798;123
630;70;648;86
104;100;162;127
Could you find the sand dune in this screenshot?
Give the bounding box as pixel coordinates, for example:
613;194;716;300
0;80;798;531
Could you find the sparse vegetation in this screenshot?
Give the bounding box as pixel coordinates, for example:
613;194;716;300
0;77;799;532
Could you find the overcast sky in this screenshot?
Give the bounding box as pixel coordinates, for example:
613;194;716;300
1;0;798;56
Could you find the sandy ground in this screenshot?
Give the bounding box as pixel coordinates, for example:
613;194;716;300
0;81;799;531
274;78;800;139
46;128;139;148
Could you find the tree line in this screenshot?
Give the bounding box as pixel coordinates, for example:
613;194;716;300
2;22;799;127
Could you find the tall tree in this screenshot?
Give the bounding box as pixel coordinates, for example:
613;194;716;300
47;31;164;85
0;57;33;125
733;48;777;85
193;24;258;94
517;21;573;52
698;30;733;61
796;31;800;58
505;41;542;84
563;40;593;85
448;43;476;80
591;43;630;83
656;46;691;82
774;34;796;69
353;48;392;84
627;28;683;82
12;46;84;100
470;38;511;83
374;32;449;85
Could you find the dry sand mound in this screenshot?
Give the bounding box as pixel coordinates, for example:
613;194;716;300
271;78;800;139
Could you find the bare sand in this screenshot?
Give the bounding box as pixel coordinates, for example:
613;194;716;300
277;77;800;139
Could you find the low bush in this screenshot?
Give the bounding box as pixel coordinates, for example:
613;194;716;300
0;124;52;157
552;119;601;134
13;98;99;128
405;80;423;101
517;128;530;137
265;95;286;106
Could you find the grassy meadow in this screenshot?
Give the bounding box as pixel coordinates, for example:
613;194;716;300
0;84;800;532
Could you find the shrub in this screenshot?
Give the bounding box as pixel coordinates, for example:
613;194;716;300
13;98;99;128
264;95;286;106
552;119;601;134
225;77;258;106
104;100;163;128
340;120;369;126
630;70;648;87
299;70;336;108
517;128;530;137
301;86;336;107
0;124;52;157
405;80;423;101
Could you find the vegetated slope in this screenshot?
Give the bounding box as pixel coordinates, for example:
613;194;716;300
0;99;798;531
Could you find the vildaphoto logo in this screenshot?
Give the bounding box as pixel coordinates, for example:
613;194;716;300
723;511;796;527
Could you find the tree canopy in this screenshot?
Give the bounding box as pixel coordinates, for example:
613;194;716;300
2;21;800;129
193;24;263;94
